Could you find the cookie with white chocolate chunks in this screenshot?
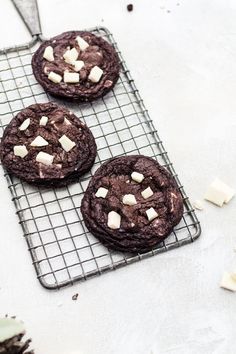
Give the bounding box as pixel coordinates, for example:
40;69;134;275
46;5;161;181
81;155;183;253
32;31;120;101
0;103;97;186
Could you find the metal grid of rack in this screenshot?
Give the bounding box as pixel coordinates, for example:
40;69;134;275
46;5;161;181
0;27;201;289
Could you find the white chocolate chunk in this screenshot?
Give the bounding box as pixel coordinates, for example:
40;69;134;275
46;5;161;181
146;207;158;221
131;171;144;183
64;117;71;125
48;71;62;83
69;47;79;59
220;272;236;292
204;188;225;207
192;199;204;210
39;116;48;126
95;187;108;198
74;60;85;72
64;72;80;83
36;151;54;166
76;36;89;51
88;66;103;83
107;211;121;229
122;194;137;206
13;145;28;158
141;186;154;199
43;46;54;62
59;134;76;152
63;47;79;65
204;178;235;206
19;118;30;131
30;136;48;147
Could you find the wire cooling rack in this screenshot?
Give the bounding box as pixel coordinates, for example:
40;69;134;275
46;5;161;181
0;27;201;289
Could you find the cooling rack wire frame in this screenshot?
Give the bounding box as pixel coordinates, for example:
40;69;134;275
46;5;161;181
0;27;201;289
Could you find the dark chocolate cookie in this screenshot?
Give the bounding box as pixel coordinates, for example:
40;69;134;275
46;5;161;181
32;31;120;101
0;103;97;186
81;155;184;253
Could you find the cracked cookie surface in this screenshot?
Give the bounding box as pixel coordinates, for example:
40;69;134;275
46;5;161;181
32;31;120;101
0;102;97;186
81;155;184;253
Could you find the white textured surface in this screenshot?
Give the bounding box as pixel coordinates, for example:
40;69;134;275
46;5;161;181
0;0;236;353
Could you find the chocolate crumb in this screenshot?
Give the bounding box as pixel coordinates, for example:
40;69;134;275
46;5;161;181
127;4;133;12
72;293;79;301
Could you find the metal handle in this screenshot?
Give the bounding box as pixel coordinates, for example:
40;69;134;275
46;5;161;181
12;0;42;36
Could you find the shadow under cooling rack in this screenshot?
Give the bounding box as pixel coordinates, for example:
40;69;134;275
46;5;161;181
0;27;201;289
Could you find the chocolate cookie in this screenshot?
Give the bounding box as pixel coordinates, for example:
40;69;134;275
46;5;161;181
81;155;184;253
0;103;97;186
32;31;120;101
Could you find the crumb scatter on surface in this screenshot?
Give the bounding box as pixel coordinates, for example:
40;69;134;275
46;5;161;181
72;293;79;301
127;4;133;12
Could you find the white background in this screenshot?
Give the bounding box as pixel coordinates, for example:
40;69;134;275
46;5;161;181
0;0;236;353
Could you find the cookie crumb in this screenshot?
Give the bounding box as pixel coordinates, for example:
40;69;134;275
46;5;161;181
72;293;79;301
127;4;133;12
